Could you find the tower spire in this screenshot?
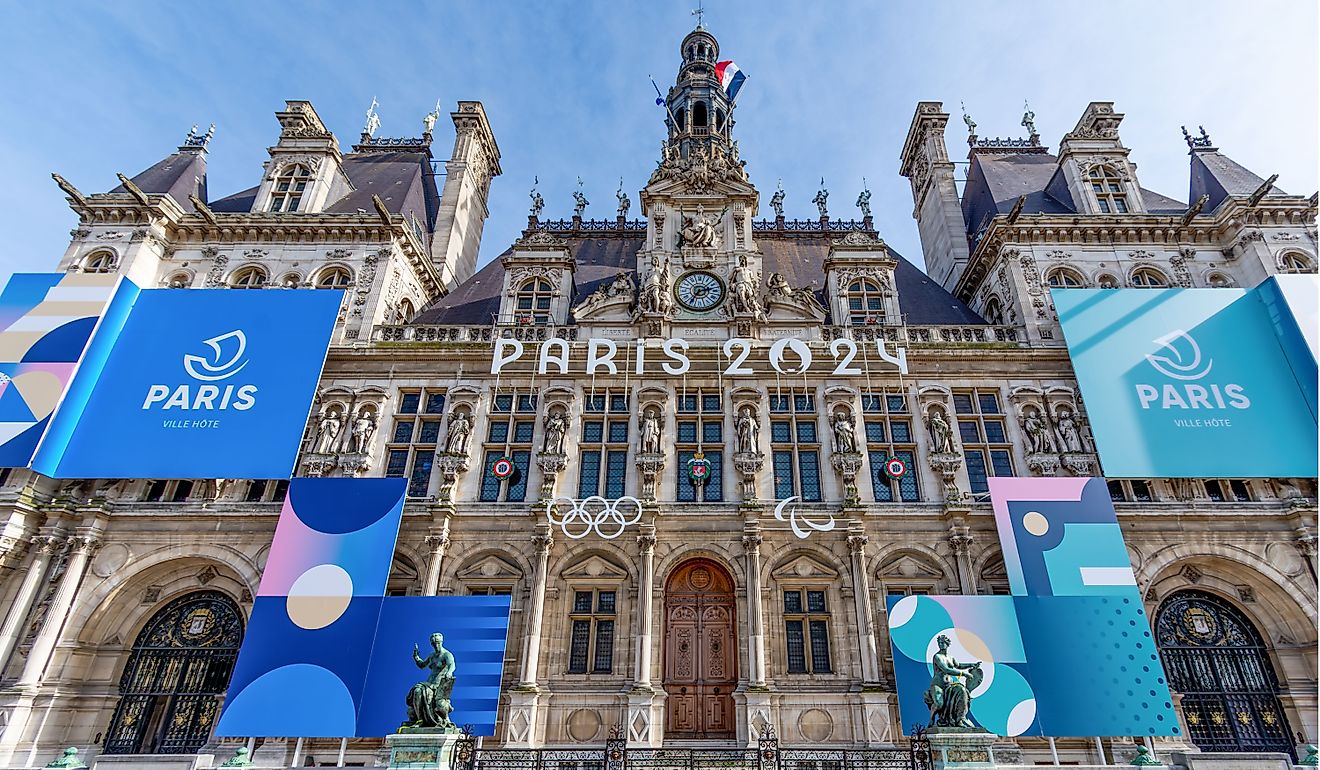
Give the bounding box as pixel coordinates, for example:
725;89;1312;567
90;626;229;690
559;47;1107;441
691;0;705;29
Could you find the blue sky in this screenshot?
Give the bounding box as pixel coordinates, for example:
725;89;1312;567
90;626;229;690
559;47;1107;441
0;1;1315;279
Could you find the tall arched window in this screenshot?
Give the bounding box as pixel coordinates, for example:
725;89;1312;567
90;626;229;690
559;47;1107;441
104;591;244;755
514;279;553;325
82;250;117;274
1045;267;1085;288
1130;267;1169;288
983;296;1005;325
396;298;415;323
316;266;353;289
1156;590;1294;758
229;266;267;289
1088;164;1129;214
846;279;886;325
1279;251;1314;273
268;164;310;212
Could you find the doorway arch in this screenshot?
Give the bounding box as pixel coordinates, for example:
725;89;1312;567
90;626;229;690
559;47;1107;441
104;591;244;754
1155;590;1294;758
663;558;738;739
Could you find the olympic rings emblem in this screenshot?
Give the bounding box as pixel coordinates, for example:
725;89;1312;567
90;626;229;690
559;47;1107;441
546;496;644;540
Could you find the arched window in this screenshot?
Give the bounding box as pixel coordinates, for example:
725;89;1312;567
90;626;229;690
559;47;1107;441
693;101;709;128
1207;272;1234;288
316;266;353;289
846;279;886;325
514;279;554;325
1279;251;1314;273
983;297;1005;325
1156;590;1294;757
82;250;117;274
1096;273;1120;289
166;272;191;289
1130;267;1169;288
1045;267;1085;288
229;266;267;289
1087;164;1129;214
397;298;415;323
104;591;244;755
268;164;310;212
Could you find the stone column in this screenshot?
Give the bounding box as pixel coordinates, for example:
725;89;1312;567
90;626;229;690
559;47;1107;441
18;533;100;687
847;533;881;684
518;528;554;687
742;526;766;687
0;535;59;673
633;526;657;688
422;527;451;596
947;522;974;594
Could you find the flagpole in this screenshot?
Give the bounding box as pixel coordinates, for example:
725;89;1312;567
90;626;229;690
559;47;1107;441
650;75;681;129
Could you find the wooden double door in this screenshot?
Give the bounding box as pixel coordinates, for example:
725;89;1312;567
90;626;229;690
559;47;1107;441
663;558;738;738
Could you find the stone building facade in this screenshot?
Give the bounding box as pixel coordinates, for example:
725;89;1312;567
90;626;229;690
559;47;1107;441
0;24;1316;769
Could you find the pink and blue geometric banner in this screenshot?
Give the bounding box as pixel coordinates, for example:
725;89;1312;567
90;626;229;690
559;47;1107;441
217;478;512;738
887;477;1179;738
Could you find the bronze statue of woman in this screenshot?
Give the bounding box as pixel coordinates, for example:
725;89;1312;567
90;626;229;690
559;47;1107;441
403;632;459;731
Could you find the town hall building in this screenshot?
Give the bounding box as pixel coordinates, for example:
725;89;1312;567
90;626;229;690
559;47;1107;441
0;23;1315;769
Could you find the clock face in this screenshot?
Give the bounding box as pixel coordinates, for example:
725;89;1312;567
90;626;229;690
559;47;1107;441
675;271;726;312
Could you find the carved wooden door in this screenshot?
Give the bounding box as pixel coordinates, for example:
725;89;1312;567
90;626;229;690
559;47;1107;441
664;559;738;738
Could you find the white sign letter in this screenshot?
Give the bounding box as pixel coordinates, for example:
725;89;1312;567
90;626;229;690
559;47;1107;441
491;337;525;374
661;338;691;374
587;338;619;375
877;338;909;375
537;337;570;374
770;338;813;375
830;338;862;375
722;338;754;375
635;339;647;374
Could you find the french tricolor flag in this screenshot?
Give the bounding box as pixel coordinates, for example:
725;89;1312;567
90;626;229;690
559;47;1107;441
715;60;746;101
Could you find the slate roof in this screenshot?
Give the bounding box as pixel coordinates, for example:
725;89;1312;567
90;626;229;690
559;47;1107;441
200;150;442;241
111;150;208;213
960;150;1198;248
1189;149;1285;213
413;233;987;326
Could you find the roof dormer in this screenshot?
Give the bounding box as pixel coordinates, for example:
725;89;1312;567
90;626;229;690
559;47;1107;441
1050;102;1146;215
252;100;354;215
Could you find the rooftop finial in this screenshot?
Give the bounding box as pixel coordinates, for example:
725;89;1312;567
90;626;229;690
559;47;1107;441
364;97;381;138
1021;100;1037;137
423;100;440;136
960;101;977;136
185;124;199;143
181;123;214;150
1182;124;1214;150
691;0;705;29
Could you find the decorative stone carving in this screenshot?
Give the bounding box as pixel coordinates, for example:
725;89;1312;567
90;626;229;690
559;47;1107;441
926;407;956;455
1061;453;1096;477
444;410;473;457
728;254;763;319
202;247;228;288
1019;404;1055;454
637;255;673;315
435;454;471;503
1026;454;1060;477
678;205;721;250
648;141;748;193
733;451;764;502
542;408;569;455
830;408;859;454
536;451;568;500
314;409;343;454
831;451;865;505
635;452;665;503
928;451;964;503
574;271;635;319
300;456;336;477
1052;405;1088;453
766;271;828;317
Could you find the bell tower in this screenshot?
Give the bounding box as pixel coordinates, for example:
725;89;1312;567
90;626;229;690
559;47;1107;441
664;25;736;149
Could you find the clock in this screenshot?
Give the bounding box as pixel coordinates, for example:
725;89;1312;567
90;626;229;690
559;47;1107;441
674;271;726;312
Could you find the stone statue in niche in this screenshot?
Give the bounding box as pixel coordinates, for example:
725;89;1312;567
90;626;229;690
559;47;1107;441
1019;405;1054;454
729;254;761;316
927;408;955;454
542;409;568;454
444;410;473;457
638;255;673;314
734;405;760;454
402;632;459;732
679;205;721;249
351;411;377;454
639;406;662;454
831;410;858;454
1054;406;1085;452
314;410;342;454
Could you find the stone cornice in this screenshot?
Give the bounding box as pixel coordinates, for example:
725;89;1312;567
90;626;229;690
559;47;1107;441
955;196;1318;301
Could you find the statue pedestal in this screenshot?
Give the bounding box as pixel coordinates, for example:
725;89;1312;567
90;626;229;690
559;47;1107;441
926;728;997;769
385;729;463;769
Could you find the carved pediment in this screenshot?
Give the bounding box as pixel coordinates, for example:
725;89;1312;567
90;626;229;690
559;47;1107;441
561;554;629;581
456;553;523;581
771;554;840;581
879;553;945;580
572;294;633;322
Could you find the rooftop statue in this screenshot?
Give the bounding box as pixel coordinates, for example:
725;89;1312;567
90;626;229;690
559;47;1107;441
770;180;785;218
813;180;829;218
403;632;459;732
